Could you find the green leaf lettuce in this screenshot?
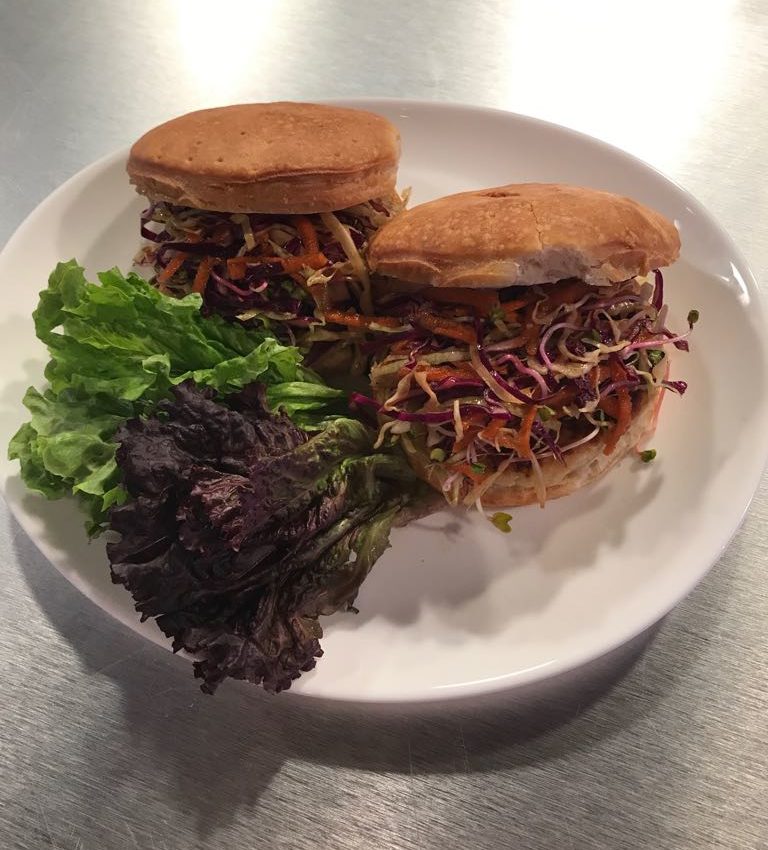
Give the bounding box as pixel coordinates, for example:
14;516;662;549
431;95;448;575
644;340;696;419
8;261;344;530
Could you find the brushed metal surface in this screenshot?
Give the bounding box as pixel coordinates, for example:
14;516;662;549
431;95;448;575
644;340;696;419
1;1;767;848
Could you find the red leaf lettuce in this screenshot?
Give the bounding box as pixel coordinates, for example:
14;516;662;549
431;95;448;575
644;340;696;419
107;380;419;693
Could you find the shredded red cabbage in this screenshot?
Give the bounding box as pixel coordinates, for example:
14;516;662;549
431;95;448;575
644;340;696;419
140;224;170;243
538;322;581;370
652;269;664;310
476;343;539;404
662;380;688;395
351;393;513;424
599;378;642;398
532;420;565;464
494;352;550;395
362;271;692;479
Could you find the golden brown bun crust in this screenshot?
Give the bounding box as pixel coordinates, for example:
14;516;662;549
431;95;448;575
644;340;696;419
368;183;680;288
401;386;664;507
127;102;400;214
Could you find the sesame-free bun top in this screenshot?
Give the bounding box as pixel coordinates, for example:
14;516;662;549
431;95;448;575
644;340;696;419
127;102;401;214
368;183;680;288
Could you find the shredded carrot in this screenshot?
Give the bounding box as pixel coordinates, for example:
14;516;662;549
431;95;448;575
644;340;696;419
227;252;327;279
414;313;477;345
501;299;528;312
157;252;188;283
478;417;505;445
452;426;481;454
191;256;214;294
414;364;477;382
598;396;621;419
226;257;247;280
609;355;627;384
323;310;402;329
279;252;328;273
544;385;576;409
603;357;632;455
293;216;320;254
454;462;489;484
547;279;593;306
500;300;527;322
514;405;537;459
422;287;499;315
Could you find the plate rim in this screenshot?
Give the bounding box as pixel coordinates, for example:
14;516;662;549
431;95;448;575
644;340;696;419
2;97;768;704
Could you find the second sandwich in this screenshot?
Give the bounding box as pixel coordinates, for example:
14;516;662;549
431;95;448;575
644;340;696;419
128;102;405;374
352;183;691;507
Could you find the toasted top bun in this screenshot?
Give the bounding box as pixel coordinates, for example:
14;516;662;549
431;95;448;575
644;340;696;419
127;102;400;214
368;183;680;288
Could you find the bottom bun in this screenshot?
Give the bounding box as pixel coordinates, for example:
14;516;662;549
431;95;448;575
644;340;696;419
403;386;665;508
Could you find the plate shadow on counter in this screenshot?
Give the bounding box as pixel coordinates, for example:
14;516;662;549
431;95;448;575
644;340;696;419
11;508;725;843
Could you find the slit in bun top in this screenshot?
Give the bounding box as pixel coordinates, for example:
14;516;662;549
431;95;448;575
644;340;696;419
127;102;405;376
350;183;693;508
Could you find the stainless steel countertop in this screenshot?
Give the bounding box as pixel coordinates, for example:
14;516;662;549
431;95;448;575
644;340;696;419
2;2;767;848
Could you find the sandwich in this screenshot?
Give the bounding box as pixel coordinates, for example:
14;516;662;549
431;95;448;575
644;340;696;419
127;102;405;374
350;183;691;507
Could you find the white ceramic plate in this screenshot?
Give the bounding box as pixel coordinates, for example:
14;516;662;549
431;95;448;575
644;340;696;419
1;99;767;704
